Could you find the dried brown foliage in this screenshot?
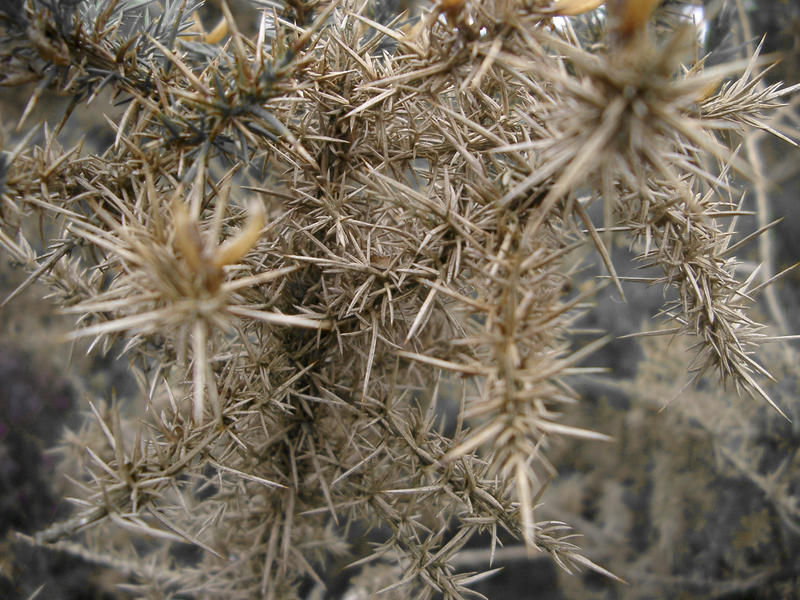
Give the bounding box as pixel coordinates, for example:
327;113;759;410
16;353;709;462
0;0;796;597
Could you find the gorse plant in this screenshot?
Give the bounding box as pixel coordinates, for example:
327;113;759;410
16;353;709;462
0;0;796;597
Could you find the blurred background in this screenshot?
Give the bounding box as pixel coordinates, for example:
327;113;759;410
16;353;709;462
1;1;799;598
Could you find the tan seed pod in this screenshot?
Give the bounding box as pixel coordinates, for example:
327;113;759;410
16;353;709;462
172;201;204;273
439;0;467;11
550;0;604;17
214;201;266;268
203;18;229;45
609;0;662;37
178;9;228;44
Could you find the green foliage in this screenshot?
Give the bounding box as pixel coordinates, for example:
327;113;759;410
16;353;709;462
0;0;797;597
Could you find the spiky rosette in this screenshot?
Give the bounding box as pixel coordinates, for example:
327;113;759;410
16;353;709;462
0;0;796;597
495;4;794;415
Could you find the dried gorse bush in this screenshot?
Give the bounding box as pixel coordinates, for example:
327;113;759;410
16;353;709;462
0;0;796;597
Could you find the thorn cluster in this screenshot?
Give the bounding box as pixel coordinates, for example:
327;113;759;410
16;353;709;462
0;0;796;597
